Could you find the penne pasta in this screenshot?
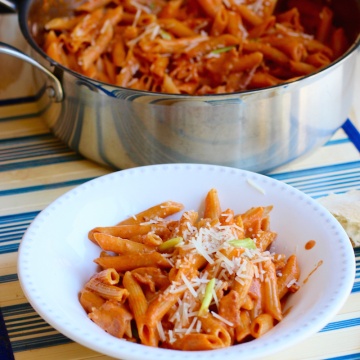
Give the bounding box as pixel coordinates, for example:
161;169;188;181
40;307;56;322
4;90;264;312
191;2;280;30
80;189;302;349
41;0;350;93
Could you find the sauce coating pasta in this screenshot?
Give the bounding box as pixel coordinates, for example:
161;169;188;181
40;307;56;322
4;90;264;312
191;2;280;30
42;0;349;94
80;189;300;350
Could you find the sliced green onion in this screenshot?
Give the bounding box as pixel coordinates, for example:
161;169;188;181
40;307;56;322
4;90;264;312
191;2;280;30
159;29;172;40
158;236;183;252
211;46;235;54
198;278;216;317
228;238;256;249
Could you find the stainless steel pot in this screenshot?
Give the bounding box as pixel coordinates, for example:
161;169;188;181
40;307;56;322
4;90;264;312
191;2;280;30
1;0;359;172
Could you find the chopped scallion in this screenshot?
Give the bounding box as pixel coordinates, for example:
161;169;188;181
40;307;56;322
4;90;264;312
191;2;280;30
228;238;256;249
211;46;235;54
158;236;183;252
159;29;172;40
198;278;215;317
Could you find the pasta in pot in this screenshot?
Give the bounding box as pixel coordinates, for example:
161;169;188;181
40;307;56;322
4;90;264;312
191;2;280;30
79;189;301;350
42;0;349;94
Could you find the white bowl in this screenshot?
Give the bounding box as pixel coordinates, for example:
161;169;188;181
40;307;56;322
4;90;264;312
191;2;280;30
18;164;355;360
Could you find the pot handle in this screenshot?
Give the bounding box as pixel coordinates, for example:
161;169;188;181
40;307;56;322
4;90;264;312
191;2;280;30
0;42;63;102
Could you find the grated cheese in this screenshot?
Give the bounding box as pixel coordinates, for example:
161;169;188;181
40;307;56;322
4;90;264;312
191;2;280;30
156;321;166;341
180;273;198;298
247;178;266;195
211;311;234;327
287;279;298;288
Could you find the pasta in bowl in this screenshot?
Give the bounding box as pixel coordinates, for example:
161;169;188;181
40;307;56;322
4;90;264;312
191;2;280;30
18;164;355;360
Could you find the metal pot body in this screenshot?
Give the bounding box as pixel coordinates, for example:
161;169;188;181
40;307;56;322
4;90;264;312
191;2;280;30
34;52;357;172
2;0;360;172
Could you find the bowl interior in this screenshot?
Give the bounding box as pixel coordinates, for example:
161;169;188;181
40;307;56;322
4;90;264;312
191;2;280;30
18;164;355;360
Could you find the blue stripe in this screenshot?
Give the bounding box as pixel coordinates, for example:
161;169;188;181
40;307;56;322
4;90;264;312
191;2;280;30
352;282;360;293
285;173;360;188
0;177;94;197
325;138;351;146
0;154;84;172
320;318;360;332
0;212;40;225
270;161;360;181
342;119;360;153
326;354;360;360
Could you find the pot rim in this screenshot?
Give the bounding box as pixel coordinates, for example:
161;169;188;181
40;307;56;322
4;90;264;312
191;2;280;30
17;0;360;99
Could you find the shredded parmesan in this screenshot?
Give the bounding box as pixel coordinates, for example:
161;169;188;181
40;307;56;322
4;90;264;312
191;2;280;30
211;311;234;327
247;178;266;195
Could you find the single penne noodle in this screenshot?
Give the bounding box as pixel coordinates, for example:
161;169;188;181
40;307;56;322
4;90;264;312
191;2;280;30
241;206;264;237
45;15;85;31
235;4;263;26
117;201;184;225
227;11;243;39
85;278;129;302
187;34;240;59
231;259;254;306
235;310;251;342
89;223;170;242
93;232;155;254
262;260;283;322
289;60;317;76
177;210;198;238
316;6;333;43
158;18;197;37
250;313;274;338
248;16;276;38
255;230;277;252
123;271;148;322
79;288;106;313
94;252;172;272
138;289;185;346
75;0;112;12
305;52;331;68
91;268;120;285
171;333;225;350
331;28;349;59
243;42;289;65
277;254;300;299
204;188;221;220
200;314;232;347
210;6;229;36
196;0;223;18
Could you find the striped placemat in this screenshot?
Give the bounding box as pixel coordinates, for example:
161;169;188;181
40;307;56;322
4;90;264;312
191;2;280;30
0;95;359;360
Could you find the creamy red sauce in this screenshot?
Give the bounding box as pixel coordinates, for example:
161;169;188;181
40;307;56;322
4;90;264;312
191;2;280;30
303;260;323;284
305;240;316;250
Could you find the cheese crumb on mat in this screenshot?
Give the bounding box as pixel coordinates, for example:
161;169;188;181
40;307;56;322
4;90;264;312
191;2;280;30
317;190;360;247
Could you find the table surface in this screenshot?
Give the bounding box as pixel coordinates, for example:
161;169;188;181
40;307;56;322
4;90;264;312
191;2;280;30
0;33;359;359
